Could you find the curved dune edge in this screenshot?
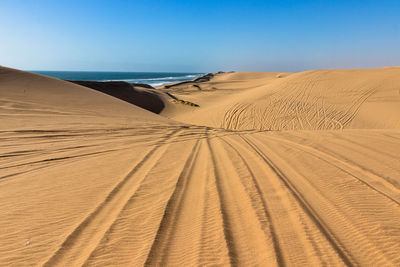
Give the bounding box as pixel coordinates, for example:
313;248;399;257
0;67;400;266
164;68;400;130
68;81;166;114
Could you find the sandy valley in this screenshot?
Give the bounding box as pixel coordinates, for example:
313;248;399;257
1;66;400;266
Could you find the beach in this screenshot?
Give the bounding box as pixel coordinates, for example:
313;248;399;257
1;66;400;266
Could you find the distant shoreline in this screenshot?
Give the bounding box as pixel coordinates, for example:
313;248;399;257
29;70;205;87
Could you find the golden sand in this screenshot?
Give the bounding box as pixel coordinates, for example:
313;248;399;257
1;66;399;266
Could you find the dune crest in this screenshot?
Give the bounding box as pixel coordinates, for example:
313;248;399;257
163;68;400;130
1;67;399;266
68;81;167;114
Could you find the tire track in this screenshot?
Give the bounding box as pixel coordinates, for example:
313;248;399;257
246;133;400;265
238;135;356;266
197;143;232;266
82;135;204;266
218;137;284;266
224;135;347;266
144;139;202;265
42;129;182;266
205;131;238;266
264;133;400;206
208;136;281;265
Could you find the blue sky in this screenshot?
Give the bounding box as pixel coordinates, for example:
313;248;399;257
1;0;399;72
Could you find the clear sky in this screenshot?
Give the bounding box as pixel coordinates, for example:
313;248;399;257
1;0;399;72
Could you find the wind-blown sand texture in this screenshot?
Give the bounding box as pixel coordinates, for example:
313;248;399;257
1;66;399;266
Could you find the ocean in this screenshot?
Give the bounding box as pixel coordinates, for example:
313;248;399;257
30;71;205;87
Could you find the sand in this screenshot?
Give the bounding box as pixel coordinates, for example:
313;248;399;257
0;66;399;266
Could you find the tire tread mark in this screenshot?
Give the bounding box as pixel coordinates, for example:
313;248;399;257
144;139;202;266
239;135;356;267
42;129;181;267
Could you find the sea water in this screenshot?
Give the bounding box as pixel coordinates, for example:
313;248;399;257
30;71;204;87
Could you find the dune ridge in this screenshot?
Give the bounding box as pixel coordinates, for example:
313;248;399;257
68;81;167;114
163;68;400;130
0;66;399;266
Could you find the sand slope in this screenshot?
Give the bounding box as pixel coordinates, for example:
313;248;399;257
69;81;167;114
165;68;400;130
1;67;400;266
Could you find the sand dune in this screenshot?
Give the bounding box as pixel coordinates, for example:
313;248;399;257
1;66;399;266
164;68;400;130
69;81;167;114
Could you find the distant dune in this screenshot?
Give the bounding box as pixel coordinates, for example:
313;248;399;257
1;66;399;266
163;68;400;130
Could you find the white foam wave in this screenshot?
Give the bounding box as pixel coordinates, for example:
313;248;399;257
97;73;204;87
149;82;169;87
